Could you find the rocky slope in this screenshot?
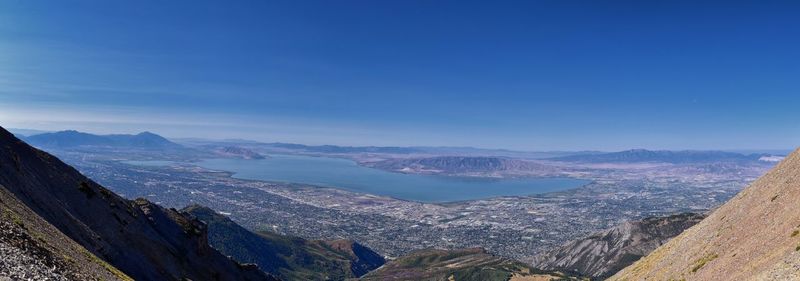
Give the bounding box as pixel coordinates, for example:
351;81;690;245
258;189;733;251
610;148;800;280
185;205;384;280
532;213;704;279
361;248;583;281
0;126;274;280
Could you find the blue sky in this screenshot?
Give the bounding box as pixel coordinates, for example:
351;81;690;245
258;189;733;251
1;1;798;151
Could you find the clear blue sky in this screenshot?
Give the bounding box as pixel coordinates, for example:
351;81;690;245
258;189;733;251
1;1;798;151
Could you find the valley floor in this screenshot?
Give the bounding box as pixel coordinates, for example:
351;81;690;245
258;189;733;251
51;150;766;262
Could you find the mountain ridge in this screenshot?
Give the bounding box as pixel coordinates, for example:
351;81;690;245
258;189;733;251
548;149;772;164
25;130;182;149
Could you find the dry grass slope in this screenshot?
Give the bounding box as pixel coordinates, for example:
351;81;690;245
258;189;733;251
610;148;800;281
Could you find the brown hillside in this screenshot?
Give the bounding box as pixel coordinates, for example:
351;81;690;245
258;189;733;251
610;148;800;280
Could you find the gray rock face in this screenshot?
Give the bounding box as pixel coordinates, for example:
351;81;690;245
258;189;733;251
532;213;705;279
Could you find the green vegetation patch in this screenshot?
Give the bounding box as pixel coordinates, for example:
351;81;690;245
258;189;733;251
451;267;511;281
2;207;24;228
77;181;96;199
691;253;718;273
99;186;113;198
791;230;799;237
79;247;133;281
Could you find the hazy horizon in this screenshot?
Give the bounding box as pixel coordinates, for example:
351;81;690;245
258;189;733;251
2;1;799;151
7;127;794;155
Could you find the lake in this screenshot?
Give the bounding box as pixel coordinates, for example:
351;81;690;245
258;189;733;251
168;154;589;203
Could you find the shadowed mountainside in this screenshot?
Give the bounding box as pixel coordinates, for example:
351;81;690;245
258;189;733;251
0;126;275;281
185;205;384;280
532;213;705;279
610;148;800;280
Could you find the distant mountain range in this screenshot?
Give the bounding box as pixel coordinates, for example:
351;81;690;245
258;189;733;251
24;130;183;149
363;156;553;175
13;128;789;164
264;143;422;154
257;143;601;159
174;138;596;159
6;128;51;137
548;149;776;164
360;150;784;178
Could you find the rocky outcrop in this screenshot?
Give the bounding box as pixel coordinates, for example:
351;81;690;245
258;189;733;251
532;212;704;279
212;146;267;159
610;148;800;280
0;126;275;281
361;248;582;281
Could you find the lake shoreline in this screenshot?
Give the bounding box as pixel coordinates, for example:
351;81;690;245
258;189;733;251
125;154;590;203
